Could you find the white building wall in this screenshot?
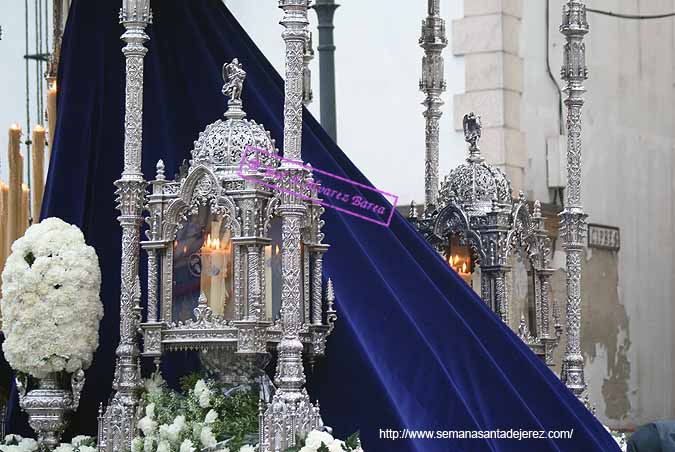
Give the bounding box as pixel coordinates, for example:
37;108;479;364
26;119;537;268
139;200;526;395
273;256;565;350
520;0;675;427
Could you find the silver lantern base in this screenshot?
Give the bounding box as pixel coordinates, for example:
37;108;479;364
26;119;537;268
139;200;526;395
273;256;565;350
16;371;85;451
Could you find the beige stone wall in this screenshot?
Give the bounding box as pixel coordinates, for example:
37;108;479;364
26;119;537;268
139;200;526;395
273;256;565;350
452;0;526;194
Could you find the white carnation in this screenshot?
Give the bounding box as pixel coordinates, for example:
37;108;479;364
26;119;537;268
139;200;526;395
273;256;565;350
16;439;37;452
178;439;194;452
198;388;211;408
3;435;22;445
146;403;156;419
238;446;255;452
327;440;345;452
144;373;165;398
199;427;216;449
138;416;157;436
0;218;103;378
156;440;171;452
305;431;334;449
204;409;218;425
71;436;92;447
159;416;184;444
193;380;207;397
78;446;97;452
172;415;186;431
53;444;73;452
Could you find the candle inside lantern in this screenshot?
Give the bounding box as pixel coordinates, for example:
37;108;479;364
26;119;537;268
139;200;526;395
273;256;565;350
0;179;8;291
448;253;473;286
47;81;57;160
32;125;46;220
8;125;23;245
199;224;233;318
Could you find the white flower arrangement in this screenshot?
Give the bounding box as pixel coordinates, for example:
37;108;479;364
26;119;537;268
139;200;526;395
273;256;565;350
133;376;257;452
285;430;363;452
0;434;38;452
1;217;103;379
53;435;97;452
0;435;96;452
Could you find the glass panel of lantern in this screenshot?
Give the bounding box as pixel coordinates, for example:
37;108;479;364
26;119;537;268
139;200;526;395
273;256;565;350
264;216;283;321
445;234;473;286
173;204;235;321
510;252;531;330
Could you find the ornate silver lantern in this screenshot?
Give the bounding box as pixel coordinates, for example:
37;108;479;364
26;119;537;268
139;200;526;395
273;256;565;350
137;59;335;387
414;113;562;364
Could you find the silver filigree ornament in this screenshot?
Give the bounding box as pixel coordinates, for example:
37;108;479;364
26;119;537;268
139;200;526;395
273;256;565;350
128;55;336;451
100;1;153;451
17;370;85;451
419;0;447;212
417;113;561;363
191;62;278;174
559;0;590;400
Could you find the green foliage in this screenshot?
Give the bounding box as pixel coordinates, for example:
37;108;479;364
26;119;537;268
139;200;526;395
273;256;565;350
136;373;259;452
344;432;361;450
211;390;259;448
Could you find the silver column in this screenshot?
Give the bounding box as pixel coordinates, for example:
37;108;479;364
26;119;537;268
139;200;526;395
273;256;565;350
262;1;321;450
559;0;589;398
103;1;152;451
419;0;447;213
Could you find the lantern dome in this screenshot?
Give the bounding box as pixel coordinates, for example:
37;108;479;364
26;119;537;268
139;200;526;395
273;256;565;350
190;59;278;174
437;113;512;214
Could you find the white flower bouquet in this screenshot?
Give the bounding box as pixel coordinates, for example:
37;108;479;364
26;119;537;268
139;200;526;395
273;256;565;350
285;430;363;452
1;217;103;379
0;434;38;452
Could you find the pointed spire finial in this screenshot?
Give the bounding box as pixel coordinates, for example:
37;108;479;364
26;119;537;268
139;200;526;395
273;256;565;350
326;278;335;304
518;314;529;340
409;201;418;219
156;159;165;181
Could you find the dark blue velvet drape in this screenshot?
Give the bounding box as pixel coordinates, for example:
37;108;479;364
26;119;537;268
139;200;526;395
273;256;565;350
9;0;619;450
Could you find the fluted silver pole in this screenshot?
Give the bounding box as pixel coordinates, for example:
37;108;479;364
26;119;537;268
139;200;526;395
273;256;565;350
419;0;447;213
559;0;589;398
262;1;321;450
104;1;151;451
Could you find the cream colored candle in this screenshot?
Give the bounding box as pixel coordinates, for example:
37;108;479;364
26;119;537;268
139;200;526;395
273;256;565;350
47;80;57;161
31;125;46;220
0;180;9;284
20;184;29;235
8;125;23;245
